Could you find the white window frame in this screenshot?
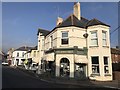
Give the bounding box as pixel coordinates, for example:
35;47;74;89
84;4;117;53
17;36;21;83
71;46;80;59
42;39;44;50
102;31;107;46
51;35;53;48
17;52;19;57
22;52;24;57
104;56;109;74
61;31;69;45
90;31;98;46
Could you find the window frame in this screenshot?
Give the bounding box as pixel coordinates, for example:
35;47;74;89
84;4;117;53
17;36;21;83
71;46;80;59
91;56;99;74
102;31;107;46
104;56;109;74
61;31;69;45
90;31;98;46
17;52;19;57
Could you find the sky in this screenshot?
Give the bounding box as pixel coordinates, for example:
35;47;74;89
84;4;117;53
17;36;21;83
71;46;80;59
2;2;118;53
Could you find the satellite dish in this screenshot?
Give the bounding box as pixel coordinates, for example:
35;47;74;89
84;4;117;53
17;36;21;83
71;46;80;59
83;33;88;38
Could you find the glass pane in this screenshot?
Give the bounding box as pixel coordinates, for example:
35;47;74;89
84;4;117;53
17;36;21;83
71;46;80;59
91;32;97;38
102;39;107;46
62;32;68;38
61;38;68;44
104;66;109;73
102;32;106;39
92;65;99;73
104;57;108;64
91;39;98;46
92;57;99;64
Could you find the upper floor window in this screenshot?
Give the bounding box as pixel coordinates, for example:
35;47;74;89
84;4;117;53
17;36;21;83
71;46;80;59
17;52;19;57
102;31;107;46
104;57;109;74
34;51;36;57
51;36;53;47
42;39;44;50
90;31;98;46
91;56;99;74
22;52;24;57
61;31;69;45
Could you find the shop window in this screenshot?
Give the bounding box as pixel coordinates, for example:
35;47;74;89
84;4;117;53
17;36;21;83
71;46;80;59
104;57;109;74
91;56;99;74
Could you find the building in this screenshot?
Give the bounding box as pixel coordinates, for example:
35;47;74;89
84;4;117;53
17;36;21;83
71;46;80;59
111;48;120;80
111;48;120;64
24;46;39;69
7;48;14;65
37;2;112;81
12;46;33;66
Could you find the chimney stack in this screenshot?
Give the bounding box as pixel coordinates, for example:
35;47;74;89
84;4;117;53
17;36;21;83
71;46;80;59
73;2;81;20
56;17;63;26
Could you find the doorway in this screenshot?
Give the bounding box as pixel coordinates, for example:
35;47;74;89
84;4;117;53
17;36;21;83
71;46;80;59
60;58;70;77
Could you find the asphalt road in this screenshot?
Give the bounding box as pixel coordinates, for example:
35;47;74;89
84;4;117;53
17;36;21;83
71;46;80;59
2;66;117;89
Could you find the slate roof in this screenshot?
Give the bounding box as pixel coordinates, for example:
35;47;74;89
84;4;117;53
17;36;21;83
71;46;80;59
37;14;110;37
15;46;34;51
86;18;110;27
111;48;120;54
53;14;110;30
37;28;50;36
56;14;87;28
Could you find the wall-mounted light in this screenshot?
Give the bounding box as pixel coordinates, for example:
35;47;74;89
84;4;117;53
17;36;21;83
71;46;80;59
83;33;88;38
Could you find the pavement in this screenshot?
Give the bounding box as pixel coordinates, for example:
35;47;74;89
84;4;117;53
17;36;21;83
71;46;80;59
15;66;120;89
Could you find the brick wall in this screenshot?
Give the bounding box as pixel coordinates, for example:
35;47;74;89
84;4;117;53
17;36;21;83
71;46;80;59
113;71;120;80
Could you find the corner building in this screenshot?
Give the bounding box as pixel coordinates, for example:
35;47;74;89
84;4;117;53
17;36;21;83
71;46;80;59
37;2;112;81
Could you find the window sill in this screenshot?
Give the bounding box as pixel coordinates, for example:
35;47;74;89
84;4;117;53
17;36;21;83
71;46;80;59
60;45;69;47
104;74;111;76
89;46;99;48
102;46;109;48
90;73;100;77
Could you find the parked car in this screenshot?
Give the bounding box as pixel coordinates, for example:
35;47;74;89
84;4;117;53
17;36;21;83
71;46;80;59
2;62;8;66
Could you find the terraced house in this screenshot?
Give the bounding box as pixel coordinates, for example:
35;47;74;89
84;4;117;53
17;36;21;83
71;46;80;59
37;2;112;81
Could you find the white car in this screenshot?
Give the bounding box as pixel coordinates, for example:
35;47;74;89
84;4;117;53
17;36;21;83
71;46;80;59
2;62;8;66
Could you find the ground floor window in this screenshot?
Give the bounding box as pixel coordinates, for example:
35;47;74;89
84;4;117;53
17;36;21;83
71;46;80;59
104;57;109;74
91;56;99;74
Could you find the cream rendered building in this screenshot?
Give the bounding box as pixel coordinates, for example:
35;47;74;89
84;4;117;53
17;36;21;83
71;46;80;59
37;2;112;81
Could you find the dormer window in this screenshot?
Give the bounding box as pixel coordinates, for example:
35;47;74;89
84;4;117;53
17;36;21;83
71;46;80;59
61;31;69;45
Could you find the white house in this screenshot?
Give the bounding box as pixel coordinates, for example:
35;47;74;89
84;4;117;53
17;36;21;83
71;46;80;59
37;2;112;81
12;46;33;66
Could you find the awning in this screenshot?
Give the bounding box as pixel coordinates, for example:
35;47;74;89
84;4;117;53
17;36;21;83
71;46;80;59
75;55;88;64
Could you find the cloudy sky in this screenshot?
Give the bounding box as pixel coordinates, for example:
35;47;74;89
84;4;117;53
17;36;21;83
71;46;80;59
2;2;118;53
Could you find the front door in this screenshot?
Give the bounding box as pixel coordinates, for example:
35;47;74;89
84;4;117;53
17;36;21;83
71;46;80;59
60;58;70;77
75;63;86;79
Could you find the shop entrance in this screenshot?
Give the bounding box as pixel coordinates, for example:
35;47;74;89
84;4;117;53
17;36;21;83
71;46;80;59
60;58;70;77
75;63;87;79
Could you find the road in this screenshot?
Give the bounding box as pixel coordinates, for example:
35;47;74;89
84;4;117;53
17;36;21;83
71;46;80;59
2;66;116;89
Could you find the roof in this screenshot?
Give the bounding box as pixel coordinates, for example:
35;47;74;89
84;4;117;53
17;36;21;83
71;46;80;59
37;28;50;36
15;46;34;51
37;14;110;37
31;46;37;50
111;48;120;54
56;14;87;28
87;18;110;27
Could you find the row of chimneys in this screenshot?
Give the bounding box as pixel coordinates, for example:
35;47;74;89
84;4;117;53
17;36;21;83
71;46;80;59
56;2;81;26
